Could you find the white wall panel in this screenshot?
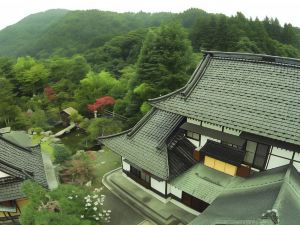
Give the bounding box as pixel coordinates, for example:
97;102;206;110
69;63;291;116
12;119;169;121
293;162;300;172
151;177;166;194
271;147;293;159
200;135;220;147
267;155;290;169
170;185;182;199
187;138;199;147
293;153;300;161
122;158;131;172
0;171;9;178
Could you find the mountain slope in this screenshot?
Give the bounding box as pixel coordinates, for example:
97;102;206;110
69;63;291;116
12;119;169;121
0;9;68;56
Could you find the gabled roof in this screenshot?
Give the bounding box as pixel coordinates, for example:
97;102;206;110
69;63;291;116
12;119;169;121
188;165;300;225
0;135;48;201
150;51;300;147
171;163;232;204
99;108;184;179
61;107;78;115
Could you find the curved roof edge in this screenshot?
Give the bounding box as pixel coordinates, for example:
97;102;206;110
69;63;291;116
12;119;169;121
98;129;132;141
204;51;300;67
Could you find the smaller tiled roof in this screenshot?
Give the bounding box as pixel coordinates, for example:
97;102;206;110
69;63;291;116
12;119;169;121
61;107;78;116
188;165;300;225
201;140;246;166
171;163;232;203
2;131;33;148
99;108;183;180
0;135;48;202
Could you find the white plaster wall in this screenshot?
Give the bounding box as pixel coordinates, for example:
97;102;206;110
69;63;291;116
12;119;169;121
187;118;200;125
187;138;200;147
0;171;9;178
293;153;300;161
150;177;166;194
223;127;241;136
202;121;222;131
271;147;293;158
293;162;300;172
166;184;171;194
267;155;290;169
170;185;182;199
122;158;130;172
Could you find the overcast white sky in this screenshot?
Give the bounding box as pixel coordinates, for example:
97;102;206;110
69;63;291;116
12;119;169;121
1;0;300;30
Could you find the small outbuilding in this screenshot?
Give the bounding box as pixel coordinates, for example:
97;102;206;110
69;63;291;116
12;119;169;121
60;107;78;126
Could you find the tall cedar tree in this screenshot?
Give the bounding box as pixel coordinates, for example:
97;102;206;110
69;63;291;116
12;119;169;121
135;22;193;100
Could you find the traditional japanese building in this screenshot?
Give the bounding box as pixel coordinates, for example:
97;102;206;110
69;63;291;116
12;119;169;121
0;130;48;223
99;51;300;224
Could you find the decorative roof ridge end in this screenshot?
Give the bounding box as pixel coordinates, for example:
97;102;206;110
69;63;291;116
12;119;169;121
149;86;186;104
149;54;211;104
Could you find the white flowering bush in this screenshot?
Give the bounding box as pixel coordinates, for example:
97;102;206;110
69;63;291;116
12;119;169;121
21;181;111;225
68;187;111;223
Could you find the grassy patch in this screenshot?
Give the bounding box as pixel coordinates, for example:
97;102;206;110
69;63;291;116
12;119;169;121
92;147;121;186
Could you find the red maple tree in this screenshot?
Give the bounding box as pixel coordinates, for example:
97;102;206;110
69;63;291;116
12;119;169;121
87;96;115;112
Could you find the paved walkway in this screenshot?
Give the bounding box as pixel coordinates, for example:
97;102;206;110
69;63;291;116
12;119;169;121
42;152;59;190
53;122;75;137
103;169;196;225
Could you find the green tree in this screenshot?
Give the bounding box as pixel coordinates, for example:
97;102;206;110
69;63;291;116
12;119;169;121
133;21;193;112
13;56;49;96
0;77;21;127
75;71;122;112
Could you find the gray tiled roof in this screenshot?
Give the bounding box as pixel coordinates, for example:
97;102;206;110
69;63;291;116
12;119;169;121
188;165;300;225
99;108;183;179
0;136;48;201
170;163;232;204
150;52;300;147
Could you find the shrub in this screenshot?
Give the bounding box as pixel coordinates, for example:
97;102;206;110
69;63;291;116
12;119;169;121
53;144;72;164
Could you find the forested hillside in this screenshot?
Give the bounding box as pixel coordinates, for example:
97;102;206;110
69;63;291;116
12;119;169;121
1;8;300;137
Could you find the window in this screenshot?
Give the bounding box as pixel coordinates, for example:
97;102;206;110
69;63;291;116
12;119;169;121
130;166;140;177
244;141;257;164
244;141;270;170
186;131;200;140
253;143;270;169
141;171;150;183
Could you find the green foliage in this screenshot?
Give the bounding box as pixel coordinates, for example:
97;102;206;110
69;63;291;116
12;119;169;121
75;71;123;112
69;111;84;124
53;144;72;164
1;8;300;131
20;181;107;225
13;57;49;96
0;76;22;127
81;118;122;144
140;102;151;115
